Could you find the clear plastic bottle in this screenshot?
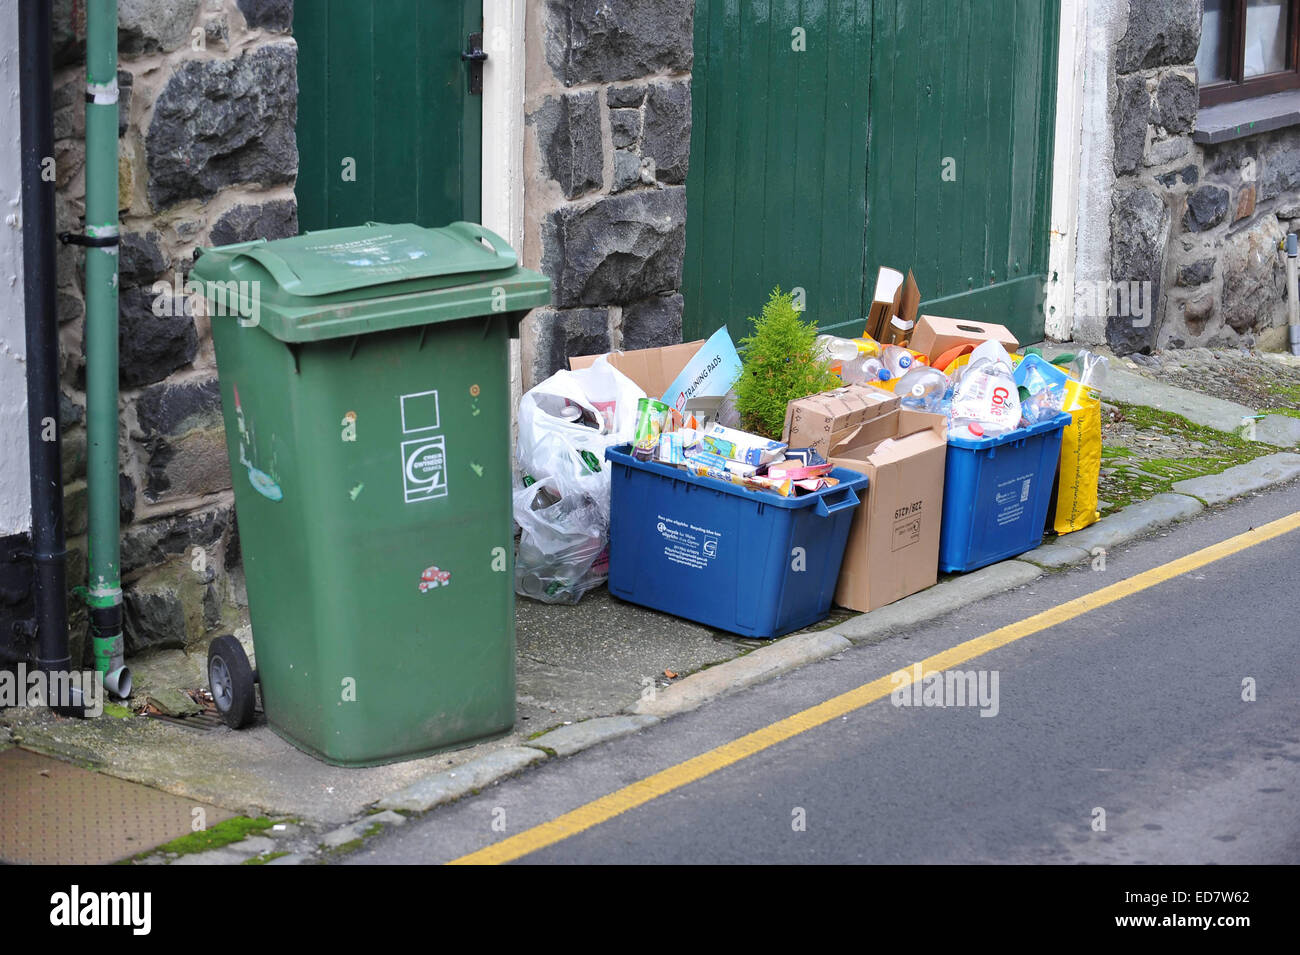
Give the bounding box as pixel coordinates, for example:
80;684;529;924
860;357;887;384
881;344;917;378
895;366;949;413
947;359;1020;436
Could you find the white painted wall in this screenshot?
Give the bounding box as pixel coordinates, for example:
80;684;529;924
1069;0;1127;345
482;0;527;431
1045;0;1087;340
0;0;31;537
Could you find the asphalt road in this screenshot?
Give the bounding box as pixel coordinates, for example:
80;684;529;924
349;481;1300;865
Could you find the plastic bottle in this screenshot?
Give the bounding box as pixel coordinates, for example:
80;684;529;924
947;358;1020;436
1071;350;1110;391
895;366;949;413
860;357;888;383
819;336;884;384
881;344;917;378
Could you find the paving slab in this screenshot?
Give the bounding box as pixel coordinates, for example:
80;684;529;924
835;561;1044;644
1256;414;1300;448
1172;452;1300;504
1104;364;1257;433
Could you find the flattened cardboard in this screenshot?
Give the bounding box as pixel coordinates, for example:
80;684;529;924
865;268;920;342
829;409;947;613
569;340;705;400
909;315;1019;365
782;384;900;458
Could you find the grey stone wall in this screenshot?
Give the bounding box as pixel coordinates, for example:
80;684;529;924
51;0;295;662
521;0;694;387
1101;0;1295;354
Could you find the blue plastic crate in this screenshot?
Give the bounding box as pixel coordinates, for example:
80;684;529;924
938;412;1072;573
605;446;869;638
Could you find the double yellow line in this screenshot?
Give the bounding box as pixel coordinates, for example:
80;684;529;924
451;510;1300;865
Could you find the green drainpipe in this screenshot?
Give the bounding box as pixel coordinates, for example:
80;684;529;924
82;0;130;698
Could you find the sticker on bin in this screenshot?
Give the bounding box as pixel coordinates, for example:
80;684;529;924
994;474;1035;526
402;436;448;502
418;565;451;592
656;515;721;570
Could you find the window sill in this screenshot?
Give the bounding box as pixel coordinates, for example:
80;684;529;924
1195;89;1300;144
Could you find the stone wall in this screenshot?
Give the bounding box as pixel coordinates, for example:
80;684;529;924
519;0;694;388
50;0;296;665
1094;0;1296;354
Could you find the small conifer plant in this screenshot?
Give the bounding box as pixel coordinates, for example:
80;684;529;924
733;287;841;438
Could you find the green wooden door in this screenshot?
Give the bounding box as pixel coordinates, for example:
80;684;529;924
684;0;1059;345
294;1;482;232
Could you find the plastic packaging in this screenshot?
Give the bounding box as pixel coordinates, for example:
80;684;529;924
1071;350;1110;391
895;366;950;413
513;478;610;604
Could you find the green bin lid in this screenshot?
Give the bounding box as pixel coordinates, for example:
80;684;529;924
190;221;552;343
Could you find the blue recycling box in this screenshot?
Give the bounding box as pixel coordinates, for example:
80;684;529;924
605;446;869;638
938;412;1072;573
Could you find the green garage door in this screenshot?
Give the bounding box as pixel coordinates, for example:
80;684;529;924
294;1;483;232
684;0;1059;345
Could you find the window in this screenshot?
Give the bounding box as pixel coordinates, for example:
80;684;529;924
1199;0;1300;105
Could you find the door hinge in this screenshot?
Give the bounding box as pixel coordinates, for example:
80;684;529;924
461;32;487;95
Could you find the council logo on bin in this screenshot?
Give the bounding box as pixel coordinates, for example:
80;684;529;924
402;436;448;502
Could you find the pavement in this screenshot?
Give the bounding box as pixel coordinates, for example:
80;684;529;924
1;343;1297;864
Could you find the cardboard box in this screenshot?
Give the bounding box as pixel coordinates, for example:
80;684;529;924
865;267;920;343
569;340;705;399
828;410;947;613
783;384;899;459
908;315;1020;366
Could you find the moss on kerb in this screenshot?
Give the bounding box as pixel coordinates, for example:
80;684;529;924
139;815;275;860
1100;401;1285;513
242;850;289;865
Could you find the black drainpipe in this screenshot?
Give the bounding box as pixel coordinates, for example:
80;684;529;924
18;0;82;715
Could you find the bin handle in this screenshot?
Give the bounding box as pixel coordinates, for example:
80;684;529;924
444;221;517;269
814;484;860;518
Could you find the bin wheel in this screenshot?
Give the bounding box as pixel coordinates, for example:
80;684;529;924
208;634;256;729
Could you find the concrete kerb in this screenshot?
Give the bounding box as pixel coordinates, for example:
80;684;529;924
628;630;852;719
374;746;548;814
524;714;661;757
1171;452;1300;505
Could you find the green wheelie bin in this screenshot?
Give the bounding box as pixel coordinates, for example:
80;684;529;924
190;222;551;766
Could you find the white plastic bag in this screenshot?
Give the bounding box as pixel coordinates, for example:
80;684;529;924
514;356;645;602
513;478;609;604
516;356;645;508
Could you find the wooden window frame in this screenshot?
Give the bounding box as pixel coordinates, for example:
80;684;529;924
1201;0;1300;106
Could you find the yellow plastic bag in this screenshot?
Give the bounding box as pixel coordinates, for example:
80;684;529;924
1053;379;1102;534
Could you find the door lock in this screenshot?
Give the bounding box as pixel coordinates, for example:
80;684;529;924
461;32;487;95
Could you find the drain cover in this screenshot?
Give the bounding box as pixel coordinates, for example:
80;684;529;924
0;747;234;864
144;711;227;733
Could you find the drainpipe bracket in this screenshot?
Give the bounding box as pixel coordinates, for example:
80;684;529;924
58;231;119;249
